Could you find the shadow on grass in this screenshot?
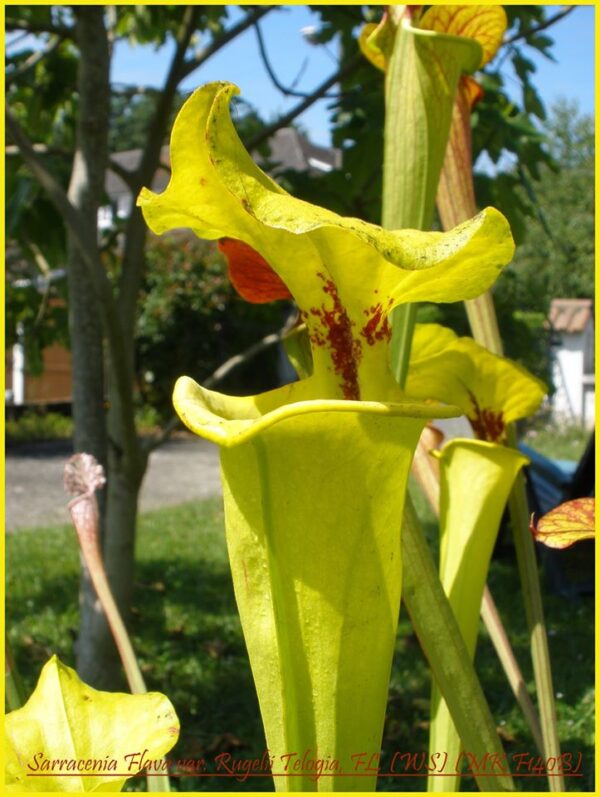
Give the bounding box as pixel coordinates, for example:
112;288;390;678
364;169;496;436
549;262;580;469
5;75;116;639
130;558;271;793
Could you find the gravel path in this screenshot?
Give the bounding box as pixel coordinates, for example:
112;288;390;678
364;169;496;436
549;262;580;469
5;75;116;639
5;417;472;533
5;437;221;532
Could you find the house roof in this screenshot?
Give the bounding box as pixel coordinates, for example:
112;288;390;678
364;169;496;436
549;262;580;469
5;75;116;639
105;145;171;203
104;129;341;202
549;298;593;333
258;127;342;174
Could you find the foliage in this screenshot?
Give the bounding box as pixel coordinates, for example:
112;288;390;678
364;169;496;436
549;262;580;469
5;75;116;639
274;7;590;393
5;281;70;377
6;5;585;403
136;236;285;420
6;498;595;792
109;90;264;154
4;407;175;442
109;91;176;153
532;497;595;550
6;144;71;373
282;7;559;231
6;409;74;442
522;419;591;462
414;100;594;388
505;102;594;312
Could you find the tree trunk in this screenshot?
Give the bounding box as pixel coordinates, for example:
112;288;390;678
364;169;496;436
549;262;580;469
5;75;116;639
69;7;153;688
103;426;147;649
65;7;117;688
78;430;147;689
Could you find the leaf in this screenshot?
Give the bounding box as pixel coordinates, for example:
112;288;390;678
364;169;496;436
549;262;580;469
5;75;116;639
406;323;548;440
428;440;528;791
527;33;556;60
282;324;313;380
524;83;547;121
358;23;386;72
217;399;437;789
419;5;507;67
358;15;396;73
5;656;179;792
402;499;514;792
383;16;483;231
531;498;595;549
512;51;536;83
217;237;291;303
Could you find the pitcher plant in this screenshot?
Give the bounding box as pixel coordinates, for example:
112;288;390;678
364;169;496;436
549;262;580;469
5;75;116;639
138;80;515;790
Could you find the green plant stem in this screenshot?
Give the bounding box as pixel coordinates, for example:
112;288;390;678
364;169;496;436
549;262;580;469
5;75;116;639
469;332;563;788
463;291;563;793
380;13;514;785
437;84;564;791
382;17;442;385
390;303;418;387
480;587;545;755
506;434;564;787
5;638;26;711
464;292;503;354
401;496;514;792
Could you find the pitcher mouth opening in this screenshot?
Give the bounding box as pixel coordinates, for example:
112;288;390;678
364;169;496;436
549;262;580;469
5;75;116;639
173;375;462;448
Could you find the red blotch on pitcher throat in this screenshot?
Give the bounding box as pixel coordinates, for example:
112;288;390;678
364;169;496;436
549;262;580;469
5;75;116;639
302;273;362;401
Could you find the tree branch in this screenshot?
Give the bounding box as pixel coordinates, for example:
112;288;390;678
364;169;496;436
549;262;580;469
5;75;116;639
111;83;161;97
5;142;70;157
107;157;137;191
253;19;338;100
5;108;135;428
117;6;200;338
504;7;575;46
6;30;31;49
143;323;296;454
5;143;147;193
118;6;278;341
6;111;93;263
5;18;71;37
6;34;63;83
245;54;362;151
178;6;275;81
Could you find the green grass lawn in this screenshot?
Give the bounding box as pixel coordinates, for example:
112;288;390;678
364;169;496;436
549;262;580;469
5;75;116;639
522;420;591;462
6;497;594;792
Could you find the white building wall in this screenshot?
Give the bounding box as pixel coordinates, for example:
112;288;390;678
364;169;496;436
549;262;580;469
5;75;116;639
582;319;595;427
551;324;595;427
11;322;26;406
582;382;595;427
552;333;584;422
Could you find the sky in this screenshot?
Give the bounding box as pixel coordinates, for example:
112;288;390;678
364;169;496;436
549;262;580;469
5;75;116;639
108;4;596;146
6;5;595;146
